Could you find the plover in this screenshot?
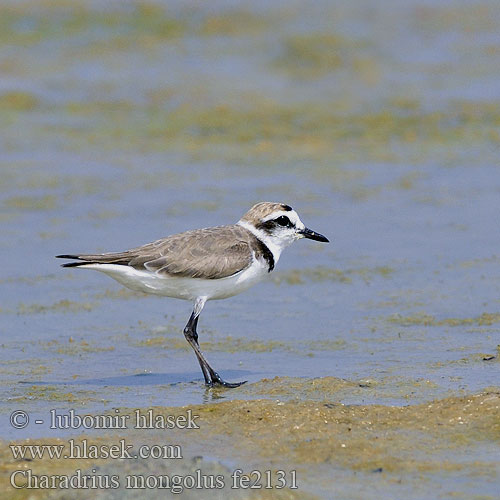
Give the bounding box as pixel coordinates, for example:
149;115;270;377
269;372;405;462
57;202;329;388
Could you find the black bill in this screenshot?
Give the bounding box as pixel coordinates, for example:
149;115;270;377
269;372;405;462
299;227;329;243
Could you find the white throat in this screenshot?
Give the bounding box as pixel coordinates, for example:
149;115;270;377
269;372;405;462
237;220;285;264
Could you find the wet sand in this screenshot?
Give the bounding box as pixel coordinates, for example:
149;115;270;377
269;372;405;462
1;383;498;499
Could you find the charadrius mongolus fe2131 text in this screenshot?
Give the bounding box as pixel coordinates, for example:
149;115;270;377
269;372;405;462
57;202;329;388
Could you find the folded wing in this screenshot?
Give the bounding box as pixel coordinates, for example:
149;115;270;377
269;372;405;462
57;225;255;280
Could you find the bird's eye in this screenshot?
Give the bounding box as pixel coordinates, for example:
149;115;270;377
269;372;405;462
275;216;291;227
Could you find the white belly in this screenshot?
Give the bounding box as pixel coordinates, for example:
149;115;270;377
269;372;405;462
78;259;269;301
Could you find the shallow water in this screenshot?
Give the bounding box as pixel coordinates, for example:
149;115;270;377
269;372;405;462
1;0;499;498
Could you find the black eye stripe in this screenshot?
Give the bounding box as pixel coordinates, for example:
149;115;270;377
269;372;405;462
255;215;294;234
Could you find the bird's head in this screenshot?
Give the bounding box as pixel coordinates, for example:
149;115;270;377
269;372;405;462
238;202;329;259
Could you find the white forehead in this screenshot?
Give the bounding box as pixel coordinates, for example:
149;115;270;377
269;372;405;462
262;209;305;229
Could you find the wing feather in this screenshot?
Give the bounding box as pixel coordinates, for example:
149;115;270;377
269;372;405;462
59;225;255;279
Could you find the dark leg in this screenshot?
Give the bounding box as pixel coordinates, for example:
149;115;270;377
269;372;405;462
183;298;246;388
184;311;210;384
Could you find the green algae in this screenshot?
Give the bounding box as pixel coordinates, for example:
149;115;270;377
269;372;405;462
199;9;270;36
0;91;39;111
12;385;106;404
136;336;189;351
0;0;498;172
46;96;499;165
27;365;52;377
0;274;59;285
273;265;394;286
17;299;95;314
388;312;500;328
273;267;351;285
135;331;348;355
0;171;104;203
242;376;358;399
209;338;287;354
16;385;77;403
1;376;498;498
41;339;115;356
237;376;445;404
413;3;499;33
93;288;147;301
4;90;497;167
136;335;289;354
274;33;367;79
0;2;269;55
190;391;500;471
0;396;487;499
458;256;500;268
305;339;346;351
4;195;56;211
0;1;185;46
429;351;499;368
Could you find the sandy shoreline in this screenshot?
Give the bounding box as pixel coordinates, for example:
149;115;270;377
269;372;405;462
2;380;498;499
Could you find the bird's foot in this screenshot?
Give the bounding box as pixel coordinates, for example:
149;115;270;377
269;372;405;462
207;370;246;388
